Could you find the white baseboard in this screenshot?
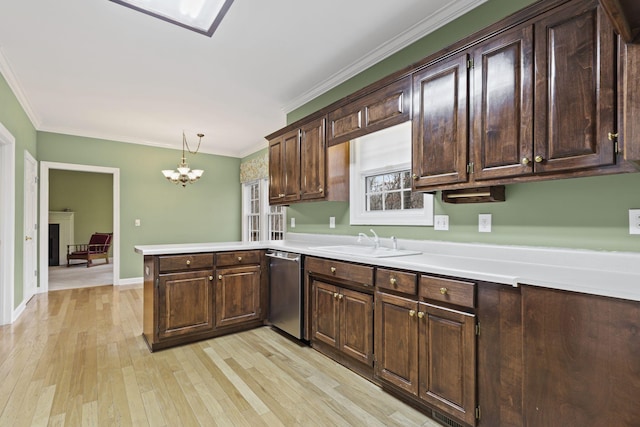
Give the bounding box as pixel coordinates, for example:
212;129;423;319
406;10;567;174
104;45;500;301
12;300;26;323
118;277;143;286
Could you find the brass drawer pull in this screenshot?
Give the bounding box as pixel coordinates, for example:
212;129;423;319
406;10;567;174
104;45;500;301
218;274;223;280
535;155;544;163
521;157;530;165
338;294;343;300
186;260;191;266
238;256;243;262
390;277;397;286
440;287;448;295
417;311;425;319
209;276;213;281
333;292;339;299
409;309;416;317
330;267;336;273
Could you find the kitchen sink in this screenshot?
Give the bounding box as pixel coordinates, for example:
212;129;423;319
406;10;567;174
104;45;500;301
310;245;421;258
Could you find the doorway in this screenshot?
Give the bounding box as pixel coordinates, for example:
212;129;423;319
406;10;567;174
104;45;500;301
23;150;37;302
39;162;120;293
0;123;15;325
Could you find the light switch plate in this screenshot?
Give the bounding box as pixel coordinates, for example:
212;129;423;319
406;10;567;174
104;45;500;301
630;209;640;235
329;216;336;229
434;215;449;231
290;217;295;228
479;214;492;233
134;219;141;227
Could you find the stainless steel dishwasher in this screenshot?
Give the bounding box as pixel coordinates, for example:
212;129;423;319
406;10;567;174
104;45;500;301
267;250;303;340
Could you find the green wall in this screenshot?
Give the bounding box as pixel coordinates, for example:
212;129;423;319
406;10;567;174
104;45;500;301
283;0;640;253
0;72;37;308
38;132;242;279
49;170;114;253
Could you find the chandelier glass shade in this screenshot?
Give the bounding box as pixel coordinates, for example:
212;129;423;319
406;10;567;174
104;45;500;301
162;132;205;187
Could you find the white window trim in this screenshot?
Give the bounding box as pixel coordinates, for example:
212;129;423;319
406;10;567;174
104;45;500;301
350;153;434;226
242;179;286;241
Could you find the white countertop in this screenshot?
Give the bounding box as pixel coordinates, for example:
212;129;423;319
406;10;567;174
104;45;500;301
135;233;640;302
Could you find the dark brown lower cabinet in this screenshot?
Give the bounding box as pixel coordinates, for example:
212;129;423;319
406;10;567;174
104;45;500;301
522;285;640;427
375;291;477;426
157;269;215;340
215;264;262;329
311;279;374;367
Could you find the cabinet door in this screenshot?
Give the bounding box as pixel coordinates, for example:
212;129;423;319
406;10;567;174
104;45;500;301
374;292;419;395
312;280;340;348
339;288;373;366
533;0;616;173
268;129;300;205
412;54;469;189
215;265;261;329
418;302;476;426
471;25;534;180
158;270;214;340
300;118;326;201
268;136;285;204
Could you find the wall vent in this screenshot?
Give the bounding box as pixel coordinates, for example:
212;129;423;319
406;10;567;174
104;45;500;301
432;410;463;427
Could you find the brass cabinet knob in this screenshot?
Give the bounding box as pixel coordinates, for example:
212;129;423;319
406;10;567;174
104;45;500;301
409;309;416;317
238;256;242;262
278;193;285;197
218;274;223;280
318;187;324;193
439;287;448;295
209;276;213;281
608;132;619;141
333;292;339;299
330;267;336;273
521;157;530;165
412;174;418;180
417;311;425;319
535;155;544;163
338;294;344;300
186;260;191;266
390;277;397;286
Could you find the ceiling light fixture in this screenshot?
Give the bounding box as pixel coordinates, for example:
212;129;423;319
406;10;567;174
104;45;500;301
109;0;234;37
162;132;205;187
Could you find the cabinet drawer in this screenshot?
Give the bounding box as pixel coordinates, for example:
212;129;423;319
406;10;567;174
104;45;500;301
158;253;214;273
419;275;475;309
376;268;417;295
216;250;262;267
306;257;374;287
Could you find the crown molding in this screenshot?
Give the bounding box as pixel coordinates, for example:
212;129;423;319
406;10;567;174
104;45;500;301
282;0;487;114
0;47;42;128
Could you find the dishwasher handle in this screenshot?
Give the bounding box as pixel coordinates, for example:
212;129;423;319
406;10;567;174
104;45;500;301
265;252;301;263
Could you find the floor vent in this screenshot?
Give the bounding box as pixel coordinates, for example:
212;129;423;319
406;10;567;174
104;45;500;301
432;410;463;427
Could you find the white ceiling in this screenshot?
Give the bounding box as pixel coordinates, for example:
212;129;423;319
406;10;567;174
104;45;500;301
0;0;486;158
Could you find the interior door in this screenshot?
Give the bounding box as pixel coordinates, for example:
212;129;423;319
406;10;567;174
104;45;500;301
23;151;38;302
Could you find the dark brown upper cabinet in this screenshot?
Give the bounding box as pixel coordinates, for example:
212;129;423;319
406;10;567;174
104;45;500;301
327;77;412;147
471;25;534;181
268;128;300;205
412;54;469;188
268;117;349;206
533;0;617;174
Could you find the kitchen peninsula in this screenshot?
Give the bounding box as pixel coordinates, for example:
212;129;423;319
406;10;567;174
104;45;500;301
135;234;640;427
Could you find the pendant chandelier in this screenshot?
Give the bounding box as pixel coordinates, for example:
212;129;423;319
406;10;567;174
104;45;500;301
162;132;205;187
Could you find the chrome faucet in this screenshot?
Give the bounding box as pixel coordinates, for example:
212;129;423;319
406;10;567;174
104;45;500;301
357;229;380;248
369;229;379;248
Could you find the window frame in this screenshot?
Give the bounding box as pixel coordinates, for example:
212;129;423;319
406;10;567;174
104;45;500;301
242;179;286;241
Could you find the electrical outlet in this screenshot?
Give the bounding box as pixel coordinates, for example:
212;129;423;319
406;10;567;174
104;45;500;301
478;214;492;233
290;217;295;228
434;215;449;231
329;216;336;229
630;209;640;235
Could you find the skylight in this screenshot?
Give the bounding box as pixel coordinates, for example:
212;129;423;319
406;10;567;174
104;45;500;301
110;0;234;36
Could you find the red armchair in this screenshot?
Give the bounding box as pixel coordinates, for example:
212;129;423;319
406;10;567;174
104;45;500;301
67;232;113;267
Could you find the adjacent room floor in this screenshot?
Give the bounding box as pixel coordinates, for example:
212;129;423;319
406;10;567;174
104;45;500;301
0;284;438;426
48;259;113;291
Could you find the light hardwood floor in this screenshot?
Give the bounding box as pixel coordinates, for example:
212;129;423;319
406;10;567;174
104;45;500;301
0;285;439;426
